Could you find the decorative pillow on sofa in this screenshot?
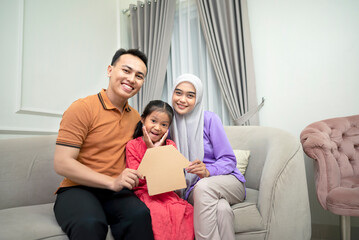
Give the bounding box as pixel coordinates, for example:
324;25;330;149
233;149;250;175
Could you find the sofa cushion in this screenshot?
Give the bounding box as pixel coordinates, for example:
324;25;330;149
0;203;115;240
232;188;265;233
0;203;67;240
233;149;250;175
0;135;62;210
327;176;359;216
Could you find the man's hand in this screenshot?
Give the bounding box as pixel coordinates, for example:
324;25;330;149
142;126;168;148
110;168;143;192
185;159;210;178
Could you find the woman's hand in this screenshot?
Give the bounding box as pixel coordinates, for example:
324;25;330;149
142;126;168;148
185;159;210;178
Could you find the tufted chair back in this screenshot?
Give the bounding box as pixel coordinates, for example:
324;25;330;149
301;115;359;215
300;115;359;240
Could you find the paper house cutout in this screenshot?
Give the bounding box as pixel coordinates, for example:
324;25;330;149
137;145;190;196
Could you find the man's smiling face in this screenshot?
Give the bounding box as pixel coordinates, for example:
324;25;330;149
107;53;147;100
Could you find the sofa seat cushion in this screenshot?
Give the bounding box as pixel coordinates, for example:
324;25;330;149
327;175;359;216
0;203;67;240
232;188;265;233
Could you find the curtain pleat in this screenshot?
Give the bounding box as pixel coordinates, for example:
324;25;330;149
129;0;176;112
196;0;262;125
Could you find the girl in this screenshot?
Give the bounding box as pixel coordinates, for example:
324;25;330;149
170;74;246;240
126;100;194;240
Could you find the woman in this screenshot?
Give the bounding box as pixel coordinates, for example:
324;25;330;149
170;73;246;240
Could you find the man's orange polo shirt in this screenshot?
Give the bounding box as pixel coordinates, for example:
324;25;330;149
56;89;140;189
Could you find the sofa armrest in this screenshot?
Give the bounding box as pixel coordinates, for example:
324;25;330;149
300;122;335;210
225;126;311;240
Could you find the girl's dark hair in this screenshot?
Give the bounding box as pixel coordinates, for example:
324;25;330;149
133;100;174;139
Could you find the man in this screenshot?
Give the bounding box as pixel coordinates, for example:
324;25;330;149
53;49;154;240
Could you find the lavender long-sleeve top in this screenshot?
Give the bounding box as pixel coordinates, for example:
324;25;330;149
184;111;246;199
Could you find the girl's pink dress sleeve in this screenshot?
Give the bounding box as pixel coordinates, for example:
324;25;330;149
126;139;146;187
166;139;177;148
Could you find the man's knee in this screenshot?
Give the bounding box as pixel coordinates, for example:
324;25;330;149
111;203;153;240
69;218;108;240
128;203;152;224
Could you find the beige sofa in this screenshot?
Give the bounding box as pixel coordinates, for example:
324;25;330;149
0;126;311;240
0;135;115;240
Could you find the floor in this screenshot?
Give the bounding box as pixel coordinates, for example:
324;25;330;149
311;224;359;240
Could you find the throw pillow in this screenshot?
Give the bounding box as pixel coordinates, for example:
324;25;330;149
233;149;250;175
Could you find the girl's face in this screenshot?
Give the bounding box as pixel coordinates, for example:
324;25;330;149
172;81;196;115
142;110;171;143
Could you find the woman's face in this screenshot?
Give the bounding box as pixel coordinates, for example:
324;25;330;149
172;81;196;115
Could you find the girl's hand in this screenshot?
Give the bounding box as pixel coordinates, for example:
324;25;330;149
142;126;153;148
185;159;210;178
154;130;168;147
142;126;168;148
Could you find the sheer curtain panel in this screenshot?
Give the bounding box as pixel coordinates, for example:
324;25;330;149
129;0;176;112
163;0;231;125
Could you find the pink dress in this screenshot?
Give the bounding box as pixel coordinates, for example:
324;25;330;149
126;137;194;240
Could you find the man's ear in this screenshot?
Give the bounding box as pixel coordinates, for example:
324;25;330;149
107;65;113;77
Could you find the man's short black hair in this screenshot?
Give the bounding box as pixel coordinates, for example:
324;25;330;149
111;48;148;69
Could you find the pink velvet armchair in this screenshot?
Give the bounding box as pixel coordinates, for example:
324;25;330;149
300;115;359;240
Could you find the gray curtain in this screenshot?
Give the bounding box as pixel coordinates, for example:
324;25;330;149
196;0;263;125
129;0;176;112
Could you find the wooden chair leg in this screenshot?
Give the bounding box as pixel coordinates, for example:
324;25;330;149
340;215;351;240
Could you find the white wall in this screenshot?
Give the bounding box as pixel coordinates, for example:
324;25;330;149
247;0;359;227
0;0;124;139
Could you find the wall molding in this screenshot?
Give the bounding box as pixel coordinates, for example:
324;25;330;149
15;0;62;118
0;127;58;135
15;0;24;115
16;108;63;117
